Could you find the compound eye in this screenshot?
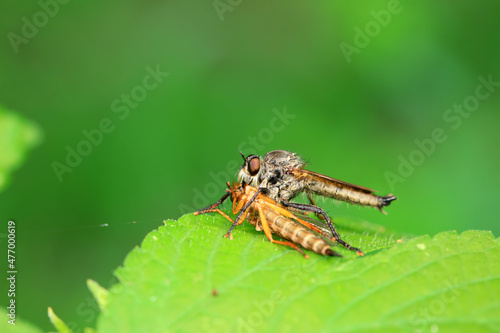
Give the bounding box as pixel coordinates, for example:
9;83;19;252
247;157;260;176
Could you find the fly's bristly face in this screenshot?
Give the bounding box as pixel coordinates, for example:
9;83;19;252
237;152;265;187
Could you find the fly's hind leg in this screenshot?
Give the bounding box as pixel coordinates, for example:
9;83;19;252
281;200;364;256
307;194;326;221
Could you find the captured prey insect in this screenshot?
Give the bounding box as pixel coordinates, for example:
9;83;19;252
194;182;359;258
237;150;397;254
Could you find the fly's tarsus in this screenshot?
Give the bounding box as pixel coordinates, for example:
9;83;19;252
332;237;364;256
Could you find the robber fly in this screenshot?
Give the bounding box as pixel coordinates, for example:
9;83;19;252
237;150;397;253
195;182;356;257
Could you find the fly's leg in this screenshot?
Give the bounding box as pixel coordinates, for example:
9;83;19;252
223;208;249;240
257;205;309;259
281;201;364;256
269;203;332;239
307;194;326;221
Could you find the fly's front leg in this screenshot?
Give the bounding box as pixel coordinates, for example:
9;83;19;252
280;200;364;256
224;188;263;239
223;208;249;240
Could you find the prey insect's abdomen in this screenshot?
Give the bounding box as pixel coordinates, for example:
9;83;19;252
263;207;336;256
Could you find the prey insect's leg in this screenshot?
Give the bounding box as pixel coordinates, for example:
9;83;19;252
194;192;231;215
196;208;235;224
194;191;241;238
257;205;309;259
224;188;263;239
281;201;364;255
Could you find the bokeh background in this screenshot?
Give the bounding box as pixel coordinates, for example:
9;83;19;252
1;1;499;331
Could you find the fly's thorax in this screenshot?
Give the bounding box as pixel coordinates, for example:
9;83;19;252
278;171;305;201
261;186;280;202
264;150;306;169
254;164;304;202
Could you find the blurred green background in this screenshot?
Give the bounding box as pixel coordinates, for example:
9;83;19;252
1;1;499;331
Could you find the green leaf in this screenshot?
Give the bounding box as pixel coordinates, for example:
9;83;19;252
46;280;107;333
87;279;109;311
0;105;42;192
83;328;98;333
48;307;72;333
92;213;500;332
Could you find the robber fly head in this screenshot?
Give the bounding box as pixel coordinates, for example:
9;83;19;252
237;152;265;187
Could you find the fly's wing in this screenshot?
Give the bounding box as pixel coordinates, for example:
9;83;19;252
291;169;377;194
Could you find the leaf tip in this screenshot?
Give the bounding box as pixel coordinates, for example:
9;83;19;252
48;306;72;333
87;279;109;311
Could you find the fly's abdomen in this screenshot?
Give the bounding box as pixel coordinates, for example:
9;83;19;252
265;209;332;256
305;176;395;209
